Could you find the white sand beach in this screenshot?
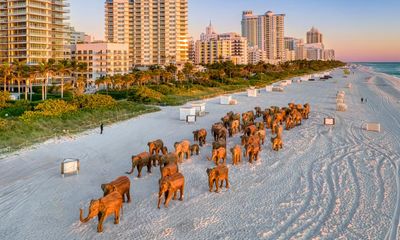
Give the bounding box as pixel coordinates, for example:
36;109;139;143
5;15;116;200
0;67;399;239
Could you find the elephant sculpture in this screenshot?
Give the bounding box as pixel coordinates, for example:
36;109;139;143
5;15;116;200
291;109;302;126
158;153;179;168
214;127;227;142
193;128;207;146
245;125;257;136
207;147;227;165
302;103;310;119
80;191;123;233
285;115;295;130
212;139;227;150
275;124;283;139
190;144;200;156
158;172;185;209
160;162;179;182
254;106;263;118
174;140;191;162
126;152;152;178
265;114;273;129
101;176;131;203
148;139;164;155
207;165;229;192
255;121;265;130
288;102;295;110
246;143;260;163
230;145;242;165
256;129;266;145
221;115;231;129
271;136;283;151
228;120;240;137
211;122;224;141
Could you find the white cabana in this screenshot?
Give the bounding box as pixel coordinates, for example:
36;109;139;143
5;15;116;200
364;123;381;132
191;102;206;116
272;86;284;92
265;85;273;92
180;107;196;121
247;88;258;97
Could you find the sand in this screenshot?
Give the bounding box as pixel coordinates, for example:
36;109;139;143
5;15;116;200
0;66;399;239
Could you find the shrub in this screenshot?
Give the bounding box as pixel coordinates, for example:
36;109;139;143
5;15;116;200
0;100;32;117
20;99;77;121
72;94;116;110
0;91;10;109
128;86;165;104
0;118;7;130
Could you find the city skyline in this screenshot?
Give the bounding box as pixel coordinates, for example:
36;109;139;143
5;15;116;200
69;0;400;62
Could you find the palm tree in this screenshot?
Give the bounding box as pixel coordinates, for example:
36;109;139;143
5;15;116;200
0;62;13;92
37;59;56;100
56;59;72;99
12;60;28;99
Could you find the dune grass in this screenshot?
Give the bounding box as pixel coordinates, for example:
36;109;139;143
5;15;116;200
0;101;159;152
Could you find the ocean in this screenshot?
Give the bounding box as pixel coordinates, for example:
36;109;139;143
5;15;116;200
356;62;400;78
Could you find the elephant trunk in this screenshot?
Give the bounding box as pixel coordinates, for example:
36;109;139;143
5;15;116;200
79;208;91;223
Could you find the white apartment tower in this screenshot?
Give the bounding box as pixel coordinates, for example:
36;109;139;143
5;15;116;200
105;0;189;67
0;0;70;64
241;11;285;61
241;11;258;47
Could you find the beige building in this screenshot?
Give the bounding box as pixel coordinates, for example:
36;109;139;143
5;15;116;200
307;27;323;44
323;49;335;60
71;41;129;82
241;10;285;61
0;0;70;64
247;47;266;65
105;0;189;67
195;25;248;65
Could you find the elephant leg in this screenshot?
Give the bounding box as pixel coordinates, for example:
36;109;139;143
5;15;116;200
179;185;184;200
216;180;220;192
220;179;224;188
137;165;142;178
147;162;152;173
226;178;230;188
97;212;102;221
165;191;174;208
97;213;106;232
173;190;178;200
114;208;120;224
127;189;131;203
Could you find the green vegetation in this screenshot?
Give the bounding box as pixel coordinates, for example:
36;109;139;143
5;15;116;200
98;60;345;105
0;59;344;152
0;99;159;151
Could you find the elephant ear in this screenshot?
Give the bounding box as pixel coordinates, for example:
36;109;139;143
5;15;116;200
111;185;118;192
206;168;211;175
101;184;106;192
147;142;151;147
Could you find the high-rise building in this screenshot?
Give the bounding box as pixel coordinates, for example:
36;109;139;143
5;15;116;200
241;11;258;47
188;37;195;63
195;24;247;65
241;10;285;61
105;0;189;67
307;27;323;44
323;49;335;60
0;0;70;64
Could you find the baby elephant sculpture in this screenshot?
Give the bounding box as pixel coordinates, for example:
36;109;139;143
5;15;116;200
246;143;260;163
207;147;227;165
101;176;131;203
160;162;179;181
158;172;185;209
126;152;152;178
207;165;229;192
148;139;164;155
193;129;207;146
271;137;283;151
230;145;242;165
174;140;191;162
158;153;179;168
80;191;123;233
190;144;200;156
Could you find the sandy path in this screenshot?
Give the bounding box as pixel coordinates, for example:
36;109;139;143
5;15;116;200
0;67;399;239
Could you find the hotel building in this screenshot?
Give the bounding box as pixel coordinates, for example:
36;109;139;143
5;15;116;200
307;27;323;44
195;24;247;65
105;0;189;67
0;0;70;64
71;41;130;82
241;10;285;61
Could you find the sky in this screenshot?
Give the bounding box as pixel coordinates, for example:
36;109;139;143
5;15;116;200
69;0;400;62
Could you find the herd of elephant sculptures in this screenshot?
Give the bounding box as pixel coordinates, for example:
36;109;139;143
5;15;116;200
79;102;310;232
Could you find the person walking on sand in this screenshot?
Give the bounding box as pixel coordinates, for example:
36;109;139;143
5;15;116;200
100;123;104;134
